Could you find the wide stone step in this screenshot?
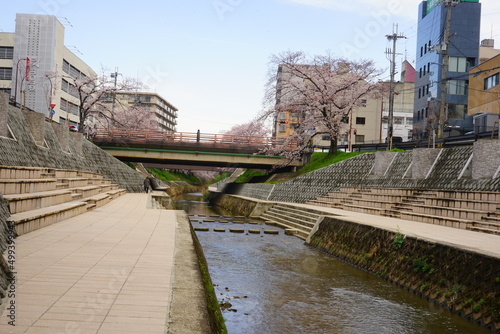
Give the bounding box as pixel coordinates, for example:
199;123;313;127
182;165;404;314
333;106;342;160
8;202;88;236
84;193;111;210
3;189;73;214
470;220;500;231
399;211;471;230
0;178;58;195
466;226;500;236
261;217;310;240
60;177;91;188
261;211;316;230
0;166;49;180
267;207;319;225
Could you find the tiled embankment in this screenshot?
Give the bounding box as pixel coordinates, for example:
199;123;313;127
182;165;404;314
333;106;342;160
218;144;500;234
0;100;144;192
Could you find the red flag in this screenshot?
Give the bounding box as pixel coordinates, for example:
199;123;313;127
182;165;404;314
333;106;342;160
25;57;30;81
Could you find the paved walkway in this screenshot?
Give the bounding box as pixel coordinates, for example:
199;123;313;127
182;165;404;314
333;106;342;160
295;201;500;259
0;193;179;334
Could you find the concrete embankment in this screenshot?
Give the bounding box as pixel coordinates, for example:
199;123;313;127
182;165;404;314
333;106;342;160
0;96;144;192
210;194;500;333
308;217;500;332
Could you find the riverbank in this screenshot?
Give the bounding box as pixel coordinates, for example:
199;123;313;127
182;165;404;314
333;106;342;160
209;194;500;332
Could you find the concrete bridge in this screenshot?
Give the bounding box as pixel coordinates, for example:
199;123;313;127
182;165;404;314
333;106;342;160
92;129;303;169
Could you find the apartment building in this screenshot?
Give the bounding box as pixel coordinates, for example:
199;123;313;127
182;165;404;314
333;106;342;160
413;0;481;138
97;91;178;132
1;14;96;127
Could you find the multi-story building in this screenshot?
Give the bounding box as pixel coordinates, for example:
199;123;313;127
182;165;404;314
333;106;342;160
479;39;500;64
97;91;178;132
413;0;481;138
468;53;500;131
1;14;96;127
0;33;15;96
380;61;416;142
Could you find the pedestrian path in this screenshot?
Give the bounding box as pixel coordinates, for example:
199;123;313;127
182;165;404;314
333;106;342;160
0;193;176;334
294;201;500;258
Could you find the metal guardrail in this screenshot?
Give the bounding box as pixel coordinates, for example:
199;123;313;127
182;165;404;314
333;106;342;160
333;130;499;152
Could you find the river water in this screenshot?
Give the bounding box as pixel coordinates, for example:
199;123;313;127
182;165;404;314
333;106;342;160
174;193;489;334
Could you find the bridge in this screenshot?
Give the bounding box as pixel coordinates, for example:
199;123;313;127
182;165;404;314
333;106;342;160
92;129;302;169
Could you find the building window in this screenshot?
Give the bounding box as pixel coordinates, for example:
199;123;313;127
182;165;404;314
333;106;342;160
448;104;467;119
394;117;403;125
279;112;286;120
406;117;413;125
484;73;499;90
62;59;70;74
354;135;365;143
449;57;467;72
279;125;285;132
448;80;467;95
0;47;13;60
321;135;331;141
0;68;12;80
382;116;388;124
355;117;366;125
359;99;367;107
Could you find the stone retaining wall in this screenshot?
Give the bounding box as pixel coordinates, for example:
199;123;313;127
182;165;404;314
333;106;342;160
224;145;500;203
0;196;10;308
0;100;144;192
308;217;500;333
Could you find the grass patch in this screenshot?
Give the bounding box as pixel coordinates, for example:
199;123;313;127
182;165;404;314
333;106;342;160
148;168;203;185
299;151;371;174
211;172;232;185
234;169;268;183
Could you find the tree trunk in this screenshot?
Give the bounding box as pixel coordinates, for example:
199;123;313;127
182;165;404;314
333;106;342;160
328;138;337;155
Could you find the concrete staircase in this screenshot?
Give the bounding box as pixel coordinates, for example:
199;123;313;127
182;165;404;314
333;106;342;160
260;203;326;240
0;166;126;235
307;187;500;235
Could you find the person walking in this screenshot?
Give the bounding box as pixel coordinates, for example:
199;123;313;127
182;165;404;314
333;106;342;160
143;177;151;193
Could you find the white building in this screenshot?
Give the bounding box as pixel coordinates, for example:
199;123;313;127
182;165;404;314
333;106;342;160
0;14;96;126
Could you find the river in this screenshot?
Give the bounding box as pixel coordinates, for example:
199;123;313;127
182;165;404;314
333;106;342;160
174;193;489;334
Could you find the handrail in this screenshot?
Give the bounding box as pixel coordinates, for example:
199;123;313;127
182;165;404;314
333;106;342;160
92;128;297;149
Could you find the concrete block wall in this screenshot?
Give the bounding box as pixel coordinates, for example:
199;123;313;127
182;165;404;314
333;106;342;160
0;93;8;139
370;151;398;177
227;146;500;204
0;196;11;306
473;140;500;179
412;148;442;180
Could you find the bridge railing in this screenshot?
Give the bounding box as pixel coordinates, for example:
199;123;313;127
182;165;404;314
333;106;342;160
92;129;296;150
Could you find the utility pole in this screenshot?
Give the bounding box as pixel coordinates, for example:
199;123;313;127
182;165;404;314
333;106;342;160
437;0;457;139
385;24;406;150
110;68;121;113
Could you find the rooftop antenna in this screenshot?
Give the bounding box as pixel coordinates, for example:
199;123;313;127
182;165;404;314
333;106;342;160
57;17;73;27
66;46;83;55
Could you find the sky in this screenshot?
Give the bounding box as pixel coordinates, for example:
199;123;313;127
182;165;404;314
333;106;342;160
1;0;500;134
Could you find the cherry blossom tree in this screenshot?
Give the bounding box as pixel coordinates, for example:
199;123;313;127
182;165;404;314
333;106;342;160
107;105;158;130
50;70;143;134
262;51;383;158
222;119;271;138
